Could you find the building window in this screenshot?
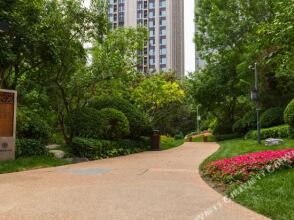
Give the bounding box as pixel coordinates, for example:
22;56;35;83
149;19;155;28
149;29;155;37
160;27;166;36
160;38;166;45
160;9;166;17
160;48;167;55
149;0;155;9
149;57;155;65
160;18;166;26
137;2;143;10
160;57;167;65
159;0;166;8
149;37;155;46
149;48;155;55
137;11;143;19
149;10;155;18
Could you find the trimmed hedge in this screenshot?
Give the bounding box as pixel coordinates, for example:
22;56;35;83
67;107;101;139
98;108;130;139
16;139;49;158
89;96;152;138
71;137;150;160
245;125;290;140
260;107;284;128
215;133;243;142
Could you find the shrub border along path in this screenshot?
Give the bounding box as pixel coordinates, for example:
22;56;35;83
0;142;267;220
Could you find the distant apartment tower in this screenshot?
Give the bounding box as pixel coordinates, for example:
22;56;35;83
108;0;184;77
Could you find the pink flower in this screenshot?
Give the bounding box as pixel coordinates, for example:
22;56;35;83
205;149;294;183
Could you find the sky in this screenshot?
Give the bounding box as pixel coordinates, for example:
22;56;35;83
84;0;196;73
184;0;196;73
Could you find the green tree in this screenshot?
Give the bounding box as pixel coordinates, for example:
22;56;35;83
132;74;185;126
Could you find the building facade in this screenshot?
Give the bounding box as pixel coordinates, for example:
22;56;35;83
108;0;184;77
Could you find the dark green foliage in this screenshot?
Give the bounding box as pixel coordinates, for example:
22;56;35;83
71;137;150;160
17;108;51;144
174;132;184;140
284;99;294;127
233;111;257;134
89;96;152;138
288;126;294;139
260;107;284;128
215;134;244;142
98;108;130;139
245;125;289;140
16;139;49;158
67;107;101;139
200;119;210;131
213;120;233;135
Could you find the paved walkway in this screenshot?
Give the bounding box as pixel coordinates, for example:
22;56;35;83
0;142;269;220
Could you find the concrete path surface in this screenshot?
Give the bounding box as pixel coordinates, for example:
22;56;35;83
0;142;269;220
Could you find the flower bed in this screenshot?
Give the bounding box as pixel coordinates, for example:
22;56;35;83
204;149;294;183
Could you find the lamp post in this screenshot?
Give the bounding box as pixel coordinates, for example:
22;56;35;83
196;104;201;134
251;63;261;144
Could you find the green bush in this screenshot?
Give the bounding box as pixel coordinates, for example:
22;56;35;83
17;108;51;143
215;133;243;141
233;111;257;134
98;108;130;139
67;107;101;139
89;96;152;138
260;107;284;128
284;99;294;127
71;137;150;160
16;139;49;158
245;125;289;140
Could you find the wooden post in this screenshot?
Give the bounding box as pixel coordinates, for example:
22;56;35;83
0;89;17;161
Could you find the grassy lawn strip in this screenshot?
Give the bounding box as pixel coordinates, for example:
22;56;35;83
0;156;70;174
160;137;185;150
229;168;294;220
202;139;294;166
201;139;294;220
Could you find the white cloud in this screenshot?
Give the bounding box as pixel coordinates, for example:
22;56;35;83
184;0;196;74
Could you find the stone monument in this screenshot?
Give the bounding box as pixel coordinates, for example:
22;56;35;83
0;89;17;161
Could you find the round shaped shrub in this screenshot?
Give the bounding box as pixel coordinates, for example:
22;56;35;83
98;108;130;139
89;96;152;137
17;108;51;143
284;99;294;127
67;107;101;138
260;107;284;128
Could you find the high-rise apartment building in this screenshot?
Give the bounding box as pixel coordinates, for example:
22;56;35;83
108;0;184;77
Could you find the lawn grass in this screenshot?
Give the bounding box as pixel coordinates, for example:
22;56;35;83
201;138;294;220
230;168;294;220
0;156;70;174
202;138;294;165
160;137;185;150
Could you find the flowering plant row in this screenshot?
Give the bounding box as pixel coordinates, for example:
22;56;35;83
204;149;294;183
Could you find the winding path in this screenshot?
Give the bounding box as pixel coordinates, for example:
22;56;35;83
0;142;269;220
